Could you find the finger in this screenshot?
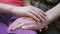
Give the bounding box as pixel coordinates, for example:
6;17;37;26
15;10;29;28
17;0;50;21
8;17;27;31
45;26;48;29
32;8;47;25
30;9;45;22
37;21;44;29
27;11;40;21
42;20;48;28
11;20;35;30
34;7;46;16
33;7;46;21
11;17;27;26
12;18;34;28
33;8;46;20
42;21;48;30
21;25;38;30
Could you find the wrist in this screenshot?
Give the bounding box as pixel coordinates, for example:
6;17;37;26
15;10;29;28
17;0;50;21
11;7;26;16
45;3;60;25
0;3;17;14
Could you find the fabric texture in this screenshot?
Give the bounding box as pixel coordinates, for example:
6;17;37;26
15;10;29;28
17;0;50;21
0;22;37;34
0;0;37;34
0;0;23;6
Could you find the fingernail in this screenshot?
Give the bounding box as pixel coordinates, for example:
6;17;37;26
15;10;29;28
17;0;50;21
22;27;25;29
39;29;42;32
45;26;48;29
22;27;27;30
22;27;24;29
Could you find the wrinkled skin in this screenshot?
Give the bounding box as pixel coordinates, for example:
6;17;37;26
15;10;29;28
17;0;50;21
8;17;46;32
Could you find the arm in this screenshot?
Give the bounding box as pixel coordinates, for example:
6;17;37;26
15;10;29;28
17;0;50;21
0;1;46;22
22;0;60;25
8;3;60;32
0;0;31;13
0;3;17;14
46;3;60;25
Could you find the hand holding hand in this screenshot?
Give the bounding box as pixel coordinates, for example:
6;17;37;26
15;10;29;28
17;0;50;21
12;6;46;21
8;17;45;32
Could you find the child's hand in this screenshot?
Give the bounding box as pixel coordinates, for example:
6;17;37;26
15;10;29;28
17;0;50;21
12;6;46;21
8;17;45;32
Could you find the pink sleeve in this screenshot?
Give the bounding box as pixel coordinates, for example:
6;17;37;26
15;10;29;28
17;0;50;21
0;0;23;6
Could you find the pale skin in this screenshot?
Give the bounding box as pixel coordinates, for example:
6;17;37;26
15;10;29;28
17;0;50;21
8;3;60;32
0;0;46;32
0;3;46;22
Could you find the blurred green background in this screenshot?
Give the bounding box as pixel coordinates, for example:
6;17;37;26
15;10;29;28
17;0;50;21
30;0;60;34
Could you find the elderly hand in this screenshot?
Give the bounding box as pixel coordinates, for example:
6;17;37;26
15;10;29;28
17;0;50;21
8;17;46;32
